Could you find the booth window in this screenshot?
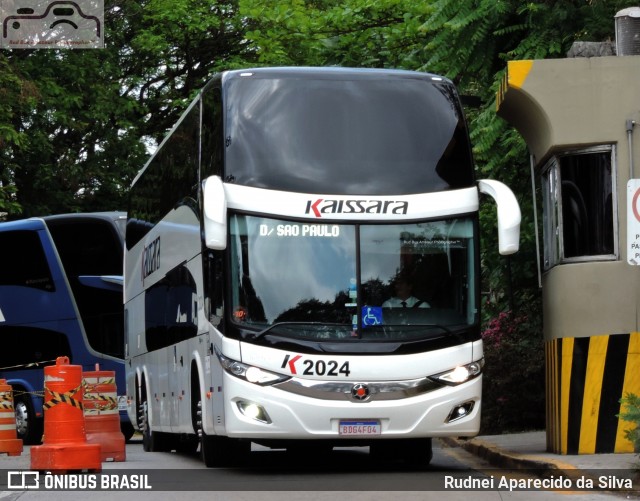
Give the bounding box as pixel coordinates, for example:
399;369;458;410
541;146;617;270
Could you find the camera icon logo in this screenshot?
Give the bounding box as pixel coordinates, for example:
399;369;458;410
1;0;103;49
7;471;40;490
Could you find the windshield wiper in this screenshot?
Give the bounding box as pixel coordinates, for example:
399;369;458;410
250;322;456;341
250;322;351;340
421;323;453;335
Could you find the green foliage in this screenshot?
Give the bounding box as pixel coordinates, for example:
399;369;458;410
0;53;37;216
0;0;256;218
1;47;148;216
480;295;545;434
239;0;427;68
618;393;640;454
240;0;325;65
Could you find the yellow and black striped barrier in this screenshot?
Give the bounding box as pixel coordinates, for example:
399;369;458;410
546;332;640;454
0;379;23;456
83;377;118;413
0;392;13;411
30;356;102;471
83;367;126;462
42;385;83;411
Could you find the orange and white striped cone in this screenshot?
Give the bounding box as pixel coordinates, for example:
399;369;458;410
0;379;23;456
30;357;102;472
83;365;126;462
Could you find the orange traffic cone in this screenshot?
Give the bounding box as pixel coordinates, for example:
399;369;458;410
83;365;126;462
31;357;102;472
0;379;23;456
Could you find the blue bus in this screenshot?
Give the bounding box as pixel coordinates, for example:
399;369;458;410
0;212;133;444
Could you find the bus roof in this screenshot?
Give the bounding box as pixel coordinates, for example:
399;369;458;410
220;66;453;84
0;217;46;232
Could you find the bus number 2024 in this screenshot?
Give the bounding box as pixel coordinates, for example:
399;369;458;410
303;359;350;377
281;354;351;377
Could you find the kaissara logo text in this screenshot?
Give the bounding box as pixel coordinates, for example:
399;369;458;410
142;236;161;280
305;199;408;218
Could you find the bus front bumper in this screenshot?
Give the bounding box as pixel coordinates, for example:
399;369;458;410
219;372;482;440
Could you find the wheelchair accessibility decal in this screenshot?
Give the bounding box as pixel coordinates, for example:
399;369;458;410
362;306;383;327
1;0;103;48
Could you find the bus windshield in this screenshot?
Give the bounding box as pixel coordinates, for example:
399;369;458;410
224;72;474;194
229;214;477;342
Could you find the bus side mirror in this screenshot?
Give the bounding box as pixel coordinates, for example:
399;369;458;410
478;179;521;255
203;175;227;250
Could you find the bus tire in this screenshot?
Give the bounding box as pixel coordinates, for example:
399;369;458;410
141;400;170;452
14;393;43;445
201;432;249;468
121;421;135;442
141;400;153;452
200;432;219;467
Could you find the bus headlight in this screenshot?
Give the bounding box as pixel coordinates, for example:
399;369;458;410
430;359;484;386
236;400;271;423
214;346;290;385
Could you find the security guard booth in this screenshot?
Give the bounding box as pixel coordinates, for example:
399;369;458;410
497;53;640;454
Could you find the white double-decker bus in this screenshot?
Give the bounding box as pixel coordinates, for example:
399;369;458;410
124;67;520;467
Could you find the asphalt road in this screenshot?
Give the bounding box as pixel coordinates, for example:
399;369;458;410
0;438;628;500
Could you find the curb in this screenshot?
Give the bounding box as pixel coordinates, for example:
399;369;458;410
440;436;581;476
440;437;640;498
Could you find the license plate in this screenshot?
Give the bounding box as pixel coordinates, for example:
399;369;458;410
339;420;381;436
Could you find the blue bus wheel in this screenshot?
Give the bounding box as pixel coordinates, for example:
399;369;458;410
14;394;43;445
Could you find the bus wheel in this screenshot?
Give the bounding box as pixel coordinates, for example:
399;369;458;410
121;421;135;442
14;394;43;445
200;431;219;467
201;431;250;468
140;400;168;452
140;400;153;452
194;380;250;467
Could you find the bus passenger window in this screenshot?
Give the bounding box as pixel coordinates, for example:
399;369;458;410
0;231;54;291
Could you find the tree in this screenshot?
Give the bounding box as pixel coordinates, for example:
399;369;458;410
240;0;427;68
0;0;254;219
0;54;35;216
